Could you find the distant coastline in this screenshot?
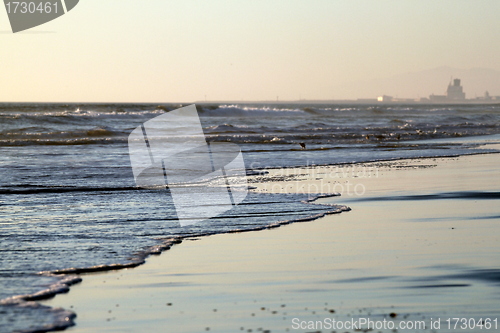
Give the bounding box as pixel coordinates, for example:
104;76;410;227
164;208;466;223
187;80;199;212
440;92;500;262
196;78;499;105
193;99;500;105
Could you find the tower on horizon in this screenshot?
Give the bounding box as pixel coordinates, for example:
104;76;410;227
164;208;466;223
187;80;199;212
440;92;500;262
447;78;466;100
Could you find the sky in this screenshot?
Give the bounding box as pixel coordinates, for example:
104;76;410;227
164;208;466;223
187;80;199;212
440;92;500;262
1;0;499;102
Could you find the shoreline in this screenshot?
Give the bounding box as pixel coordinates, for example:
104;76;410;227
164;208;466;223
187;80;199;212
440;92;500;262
39;151;500;332
3;190;350;332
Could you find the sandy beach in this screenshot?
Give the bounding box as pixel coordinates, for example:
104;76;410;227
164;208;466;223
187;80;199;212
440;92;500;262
40;151;500;333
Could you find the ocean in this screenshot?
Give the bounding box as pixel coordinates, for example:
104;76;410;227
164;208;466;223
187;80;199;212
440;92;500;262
1;102;500;332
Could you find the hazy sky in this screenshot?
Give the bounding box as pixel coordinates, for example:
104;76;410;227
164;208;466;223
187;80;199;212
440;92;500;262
1;0;499;102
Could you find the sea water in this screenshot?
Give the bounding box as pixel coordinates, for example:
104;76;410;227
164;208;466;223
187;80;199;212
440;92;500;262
1;102;499;332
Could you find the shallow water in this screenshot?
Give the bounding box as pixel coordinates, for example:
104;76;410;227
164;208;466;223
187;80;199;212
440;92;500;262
41;155;500;333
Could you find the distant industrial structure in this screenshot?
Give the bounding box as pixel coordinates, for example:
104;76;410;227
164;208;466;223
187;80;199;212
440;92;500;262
427;78;466;102
446;78;466;100
371;78;499;104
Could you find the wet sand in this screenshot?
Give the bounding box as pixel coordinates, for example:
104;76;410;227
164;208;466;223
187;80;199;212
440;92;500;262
42;152;500;332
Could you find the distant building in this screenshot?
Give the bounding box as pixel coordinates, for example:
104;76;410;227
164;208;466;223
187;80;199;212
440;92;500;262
377;95;393;102
429;94;448;102
446;78;466;100
481;91;494;101
428;78;466;103
395;98;417;102
475;91;498;101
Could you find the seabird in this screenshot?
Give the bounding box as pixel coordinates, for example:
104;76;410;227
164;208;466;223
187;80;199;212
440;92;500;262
299;142;306;149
